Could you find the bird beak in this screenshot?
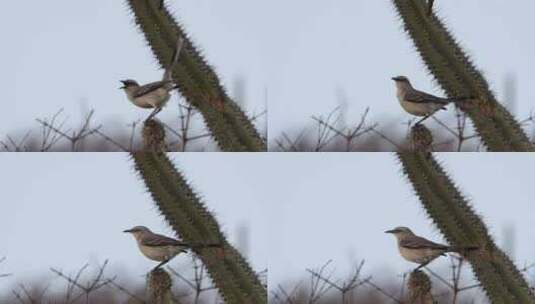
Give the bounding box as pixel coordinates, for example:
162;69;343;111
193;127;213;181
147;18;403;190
119;81;127;89
123;229;132;233
391;77;398;81
385;229;395;234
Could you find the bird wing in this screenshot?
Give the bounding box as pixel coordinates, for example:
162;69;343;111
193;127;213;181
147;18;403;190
133;81;173;98
141;233;189;248
400;236;449;250
405;90;449;105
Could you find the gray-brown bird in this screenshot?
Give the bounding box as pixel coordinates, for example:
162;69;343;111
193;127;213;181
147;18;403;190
392;76;472;125
124;226;189;270
121;37;184;121
386;227;478;270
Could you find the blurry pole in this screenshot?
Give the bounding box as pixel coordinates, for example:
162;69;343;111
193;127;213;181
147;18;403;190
503;73;517;115
233;76;247;108
502;223;516;260
236;222;250;258
335;86;348;131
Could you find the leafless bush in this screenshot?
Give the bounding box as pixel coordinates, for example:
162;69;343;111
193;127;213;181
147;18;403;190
1;102;266;152
270;259;535;304
0;255;232;304
272;107;535;152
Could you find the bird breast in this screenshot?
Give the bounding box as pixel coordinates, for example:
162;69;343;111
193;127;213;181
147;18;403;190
399;246;445;264
129;88;171;109
399;100;442;116
137;244;185;262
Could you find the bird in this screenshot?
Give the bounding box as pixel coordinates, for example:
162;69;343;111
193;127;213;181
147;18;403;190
124;226;190;270
120;37;185;121
385;226;478;270
391;76;472;125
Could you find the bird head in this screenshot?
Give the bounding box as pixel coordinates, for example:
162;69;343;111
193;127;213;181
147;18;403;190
119;79;139;90
123;226;150;238
391;76;410;83
385;226;414;238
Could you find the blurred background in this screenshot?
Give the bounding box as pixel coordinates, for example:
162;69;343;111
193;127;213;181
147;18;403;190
0;153;268;302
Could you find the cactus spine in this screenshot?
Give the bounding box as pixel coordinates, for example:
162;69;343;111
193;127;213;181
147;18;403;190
397;153;535;303
391;0;534;151
126;0;266;152
131;152;267;304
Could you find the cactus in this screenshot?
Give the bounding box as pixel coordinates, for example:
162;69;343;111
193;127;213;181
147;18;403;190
408;270;434;304
142;119;166;152
397;153;535;303
408;124;433;152
391;0;534;151
125;0;266;152
131;152;267;304
148;268;175;304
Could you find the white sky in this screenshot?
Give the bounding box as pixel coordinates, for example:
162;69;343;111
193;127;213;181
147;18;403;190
3;1;534;146
1;153;534;301
0;153;268;293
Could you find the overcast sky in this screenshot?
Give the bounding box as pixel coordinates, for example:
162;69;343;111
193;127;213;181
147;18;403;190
3;1;534;147
1;153;535;301
0;153;269;294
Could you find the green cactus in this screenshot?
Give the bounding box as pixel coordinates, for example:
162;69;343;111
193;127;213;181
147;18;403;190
148;268;175;304
408;270;434;304
131;152;266;304
391;0;534;151
397;153;535;303
408;124;433;152
125;0;266;152
142;119;167;152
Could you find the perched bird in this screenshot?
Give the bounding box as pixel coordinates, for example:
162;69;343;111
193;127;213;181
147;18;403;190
121;37;184;121
385;226;478;270
392;76;472;125
124;226;189;269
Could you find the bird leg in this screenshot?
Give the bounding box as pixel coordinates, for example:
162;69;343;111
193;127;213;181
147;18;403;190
415;113;434;125
146;107;162;121
415;260;432;271
153;258;172;270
